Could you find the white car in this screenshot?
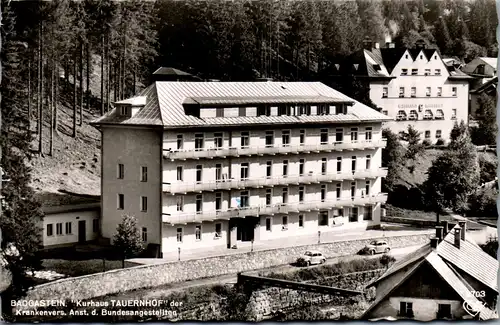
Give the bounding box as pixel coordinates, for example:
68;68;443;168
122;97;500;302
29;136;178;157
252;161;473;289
299;250;326;266
363;240;391;255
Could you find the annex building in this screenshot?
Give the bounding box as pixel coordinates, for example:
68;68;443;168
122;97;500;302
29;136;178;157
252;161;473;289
91;81;389;256
332;40;471;143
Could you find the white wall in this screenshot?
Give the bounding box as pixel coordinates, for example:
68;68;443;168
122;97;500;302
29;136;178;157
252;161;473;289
387;297;466;321
162;220;228;253
41;210;99;247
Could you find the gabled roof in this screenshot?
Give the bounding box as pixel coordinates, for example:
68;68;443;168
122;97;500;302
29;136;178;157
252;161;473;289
478;57;498;69
152;67;194;77
363;225;499;320
91;82;390;129
470;76;498;94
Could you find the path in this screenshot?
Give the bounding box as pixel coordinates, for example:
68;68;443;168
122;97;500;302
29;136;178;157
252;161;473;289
112;244;424;301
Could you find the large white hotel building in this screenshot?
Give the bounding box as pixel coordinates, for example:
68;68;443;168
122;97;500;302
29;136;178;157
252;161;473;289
92;82;389;256
332;40;471;142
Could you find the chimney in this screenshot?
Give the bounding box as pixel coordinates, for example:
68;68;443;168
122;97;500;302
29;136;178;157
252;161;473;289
454;227;461;249
435;226;444;242
430;238;439;249
442;221;450;234
388;43;395;49
458;221;466;240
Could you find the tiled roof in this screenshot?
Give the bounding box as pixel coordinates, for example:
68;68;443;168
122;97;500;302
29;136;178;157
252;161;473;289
379;48;407;74
36;191;100;214
91;82;390;128
470;77;498;94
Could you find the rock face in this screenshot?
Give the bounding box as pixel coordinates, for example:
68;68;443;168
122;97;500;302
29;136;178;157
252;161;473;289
0;266;12;293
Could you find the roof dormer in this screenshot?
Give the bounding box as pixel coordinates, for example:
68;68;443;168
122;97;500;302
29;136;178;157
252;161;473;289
115;96;147;118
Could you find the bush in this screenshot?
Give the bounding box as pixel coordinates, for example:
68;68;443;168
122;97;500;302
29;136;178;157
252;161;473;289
295;257;307;267
436;138;445;146
422;139;432;147
380;254;396;267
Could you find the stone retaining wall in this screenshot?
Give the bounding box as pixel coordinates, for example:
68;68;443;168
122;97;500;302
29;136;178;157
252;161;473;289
20;233;431;308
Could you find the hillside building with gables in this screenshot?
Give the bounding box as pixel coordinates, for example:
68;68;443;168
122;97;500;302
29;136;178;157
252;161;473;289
91;81;389;256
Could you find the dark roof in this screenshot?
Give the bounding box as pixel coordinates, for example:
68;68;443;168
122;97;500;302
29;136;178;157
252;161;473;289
152;67;193;77
470;77;498;94
36;191;100;214
379;48;407;74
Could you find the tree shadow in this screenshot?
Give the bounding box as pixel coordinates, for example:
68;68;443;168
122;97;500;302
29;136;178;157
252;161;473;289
387;184;428;211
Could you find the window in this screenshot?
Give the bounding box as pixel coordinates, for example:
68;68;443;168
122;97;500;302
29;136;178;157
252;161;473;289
266;218;272;231
399;302;414;318
336;183;341;199
282;188;288;204
215;164;222;182
196;194;203;212
278;105;290;116
409;110;418;120
451;109;457;119
335;128;343;143
382;87;388;98
56;223;63;235
320;129;328;144
424;68;431;76
240;163;249;180
437;304;451;319
257;105;270;116
351;156;356;173
437;87;442;97
335;105;343;114
240;191;249;207
382;110;388;115
336;157;342;173
297;105;308;116
425;130;431;139
196;165;202;183
176;228;183;242
117;164;124;179
176;135;183;150
399;87;405;98
321;158;327;175
282;216;288;230
214;132;223;148
141;166;147;182
215;192;222;210
176;196;184;211
452;87;457;97
411;87;416;98
215;223;222;238
93;219;99;233
65;222;72;235
265;131;274;147
351;181;356;198
321;185;326;202
298;214;304;228
282;160;288;177
177;166;183;181
423;110;433;120
118;194;124;210
318;211;328;226
318;105;329;115
426;87;431;97
299;159;305;176
350;128;358;142
349;207;359;222
411;68;418;75
266;161;272;178
366;155;371;170
120;106;129;116
142;227;148;242
299;186;305;202
405;54;409;59
401;68;408;76
47;224;53;237
195;225;202;241
282;130;290;146
365;180;370;196
299;130;305;145
365;127;372;141
140;196;148;212
238;107;246;117
435;69;441;75
216;107;224;117
195;134;204;151
241;131;249;148
364;206;373;220
436;130;442;138
266;189;272;206
435;109;444;120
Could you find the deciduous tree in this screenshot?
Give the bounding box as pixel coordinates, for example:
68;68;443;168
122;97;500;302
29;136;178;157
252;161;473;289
381;128;405;192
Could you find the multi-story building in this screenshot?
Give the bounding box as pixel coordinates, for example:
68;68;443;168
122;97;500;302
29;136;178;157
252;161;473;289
331;40;471;143
91;81;389;256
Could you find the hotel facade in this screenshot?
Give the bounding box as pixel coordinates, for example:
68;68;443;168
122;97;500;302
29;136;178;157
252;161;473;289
92;82;389;256
332;40;471;142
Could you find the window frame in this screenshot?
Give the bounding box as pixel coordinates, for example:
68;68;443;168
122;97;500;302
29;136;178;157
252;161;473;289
142;227;148;242
195;225;202;241
140;196;148;212
47;224;53;237
65;222;72;235
141;166;148;182
117;163;124;179
176;227;183;243
194;133;204;151
117;194;124;210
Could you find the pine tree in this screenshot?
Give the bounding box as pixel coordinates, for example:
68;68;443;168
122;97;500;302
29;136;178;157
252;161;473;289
112;215;144;268
434;17;452;54
381;128;405;193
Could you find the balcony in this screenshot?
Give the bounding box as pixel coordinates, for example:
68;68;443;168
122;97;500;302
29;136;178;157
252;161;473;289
162;168;388;194
163;139;386;160
162;193;388;225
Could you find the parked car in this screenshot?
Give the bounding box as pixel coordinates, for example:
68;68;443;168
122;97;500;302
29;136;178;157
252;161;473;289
362;240;391;255
297;250;326;266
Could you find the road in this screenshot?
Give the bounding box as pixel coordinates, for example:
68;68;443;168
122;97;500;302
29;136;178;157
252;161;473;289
109;244;424;301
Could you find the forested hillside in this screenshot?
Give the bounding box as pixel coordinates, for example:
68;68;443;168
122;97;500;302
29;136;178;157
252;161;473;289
2;0;497;196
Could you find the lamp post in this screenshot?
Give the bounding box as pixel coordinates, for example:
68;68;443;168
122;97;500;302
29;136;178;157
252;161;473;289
178;247;181;261
318;231;321;244
251;239;254;252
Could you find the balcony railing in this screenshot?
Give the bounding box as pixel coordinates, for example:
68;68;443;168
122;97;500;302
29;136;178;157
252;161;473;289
162;193;388;224
163;168;388;194
163;139;386;160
